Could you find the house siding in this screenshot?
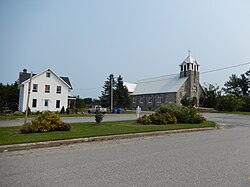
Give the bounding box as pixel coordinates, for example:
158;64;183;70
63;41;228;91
19;70;71;112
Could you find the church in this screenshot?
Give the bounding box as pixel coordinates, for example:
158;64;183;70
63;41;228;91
130;54;203;110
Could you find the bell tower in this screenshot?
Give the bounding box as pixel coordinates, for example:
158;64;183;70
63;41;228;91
179;51;201;105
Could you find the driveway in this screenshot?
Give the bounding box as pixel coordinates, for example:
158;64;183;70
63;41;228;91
202;113;250;127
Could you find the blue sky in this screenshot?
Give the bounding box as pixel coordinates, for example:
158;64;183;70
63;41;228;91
1;0;250;98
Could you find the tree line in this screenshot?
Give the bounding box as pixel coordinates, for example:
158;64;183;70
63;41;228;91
0;82;19;112
200;69;250;112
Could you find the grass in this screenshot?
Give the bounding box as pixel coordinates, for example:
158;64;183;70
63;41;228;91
0;120;216;145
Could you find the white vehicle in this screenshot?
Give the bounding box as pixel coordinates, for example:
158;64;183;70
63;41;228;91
88;105;107;114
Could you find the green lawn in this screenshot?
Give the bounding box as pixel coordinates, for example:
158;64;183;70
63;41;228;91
0;120;216;145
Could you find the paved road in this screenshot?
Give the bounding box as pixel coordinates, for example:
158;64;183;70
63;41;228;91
1;113;250;187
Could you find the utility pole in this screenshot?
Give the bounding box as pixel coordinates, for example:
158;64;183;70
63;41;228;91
24;72;32;124
110;74;113;113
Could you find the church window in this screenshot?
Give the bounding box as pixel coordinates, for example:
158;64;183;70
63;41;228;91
157;96;162;103
148;96;152;103
181;66;183;72
133;97;136;103
140;97;143;103
187;63;190;70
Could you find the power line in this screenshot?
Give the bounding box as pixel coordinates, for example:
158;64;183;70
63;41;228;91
201;62;250;74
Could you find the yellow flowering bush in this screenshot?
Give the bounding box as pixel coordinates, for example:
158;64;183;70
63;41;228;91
20;111;70;133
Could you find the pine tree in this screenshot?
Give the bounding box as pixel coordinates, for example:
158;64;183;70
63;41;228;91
99;74;116;108
115;75;130;109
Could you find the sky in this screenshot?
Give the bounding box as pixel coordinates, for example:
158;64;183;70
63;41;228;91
1;0;250;99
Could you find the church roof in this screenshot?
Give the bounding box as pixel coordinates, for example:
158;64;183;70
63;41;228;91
124;82;137;93
131;74;188;95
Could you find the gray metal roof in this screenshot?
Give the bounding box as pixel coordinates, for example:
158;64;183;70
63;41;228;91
131;74;187;95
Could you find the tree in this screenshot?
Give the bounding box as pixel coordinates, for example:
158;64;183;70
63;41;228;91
115;75;130;109
200;83;221;108
223;70;250;96
0;82;19;111
99;74;130;110
99;74;116;108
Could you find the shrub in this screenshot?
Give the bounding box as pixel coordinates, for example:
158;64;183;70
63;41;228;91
137;115;152;125
240;96;250;112
95;113;104;124
57;123;71;131
157;103;205;124
149;113;167;125
216;94;243;112
19;111;67;133
20;123;35;134
163;112;177;124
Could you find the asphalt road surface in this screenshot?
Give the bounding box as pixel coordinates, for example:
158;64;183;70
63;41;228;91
1;113;250;186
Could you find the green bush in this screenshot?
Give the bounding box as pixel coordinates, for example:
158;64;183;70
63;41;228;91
157;103;205;124
240;96;250;112
137;115;152;125
149;113;167;125
163;112;177;124
95;113;104;124
57;123;71;131
216;94;243;112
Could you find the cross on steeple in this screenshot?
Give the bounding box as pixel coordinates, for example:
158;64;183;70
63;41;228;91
188;50;191;56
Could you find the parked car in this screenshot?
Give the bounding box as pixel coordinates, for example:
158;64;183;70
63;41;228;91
88;105;107;114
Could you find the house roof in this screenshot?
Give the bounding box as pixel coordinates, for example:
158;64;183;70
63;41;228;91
131;74;188;95
19;69;72;89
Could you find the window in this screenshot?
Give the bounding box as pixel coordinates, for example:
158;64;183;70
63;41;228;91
44;99;49;107
32;99;37;108
56;100;60;108
140;96;144;103
133;97;136;103
56;86;61;94
32;84;38;92
45;85;50;93
157;96;162;103
46;72;50;78
148;96;152;103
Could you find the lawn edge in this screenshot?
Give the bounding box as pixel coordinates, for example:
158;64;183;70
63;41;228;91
0;126;219;153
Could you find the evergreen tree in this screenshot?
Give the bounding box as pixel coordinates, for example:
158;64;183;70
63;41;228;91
0;82;19;111
115;75;130;109
99;74;116;108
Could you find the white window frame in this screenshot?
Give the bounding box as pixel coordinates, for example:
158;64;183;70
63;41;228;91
45;85;50;93
56;100;60;108
32;84;38;92
32;99;37;108
46;72;51;78
44;99;49;107
56;86;61;94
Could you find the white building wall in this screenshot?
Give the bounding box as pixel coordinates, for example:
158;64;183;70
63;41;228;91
20;71;70;112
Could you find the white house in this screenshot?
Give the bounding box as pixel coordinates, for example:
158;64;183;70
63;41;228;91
18;68;74;112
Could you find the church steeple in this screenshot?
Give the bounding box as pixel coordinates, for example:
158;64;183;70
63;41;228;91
180;51;200;77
